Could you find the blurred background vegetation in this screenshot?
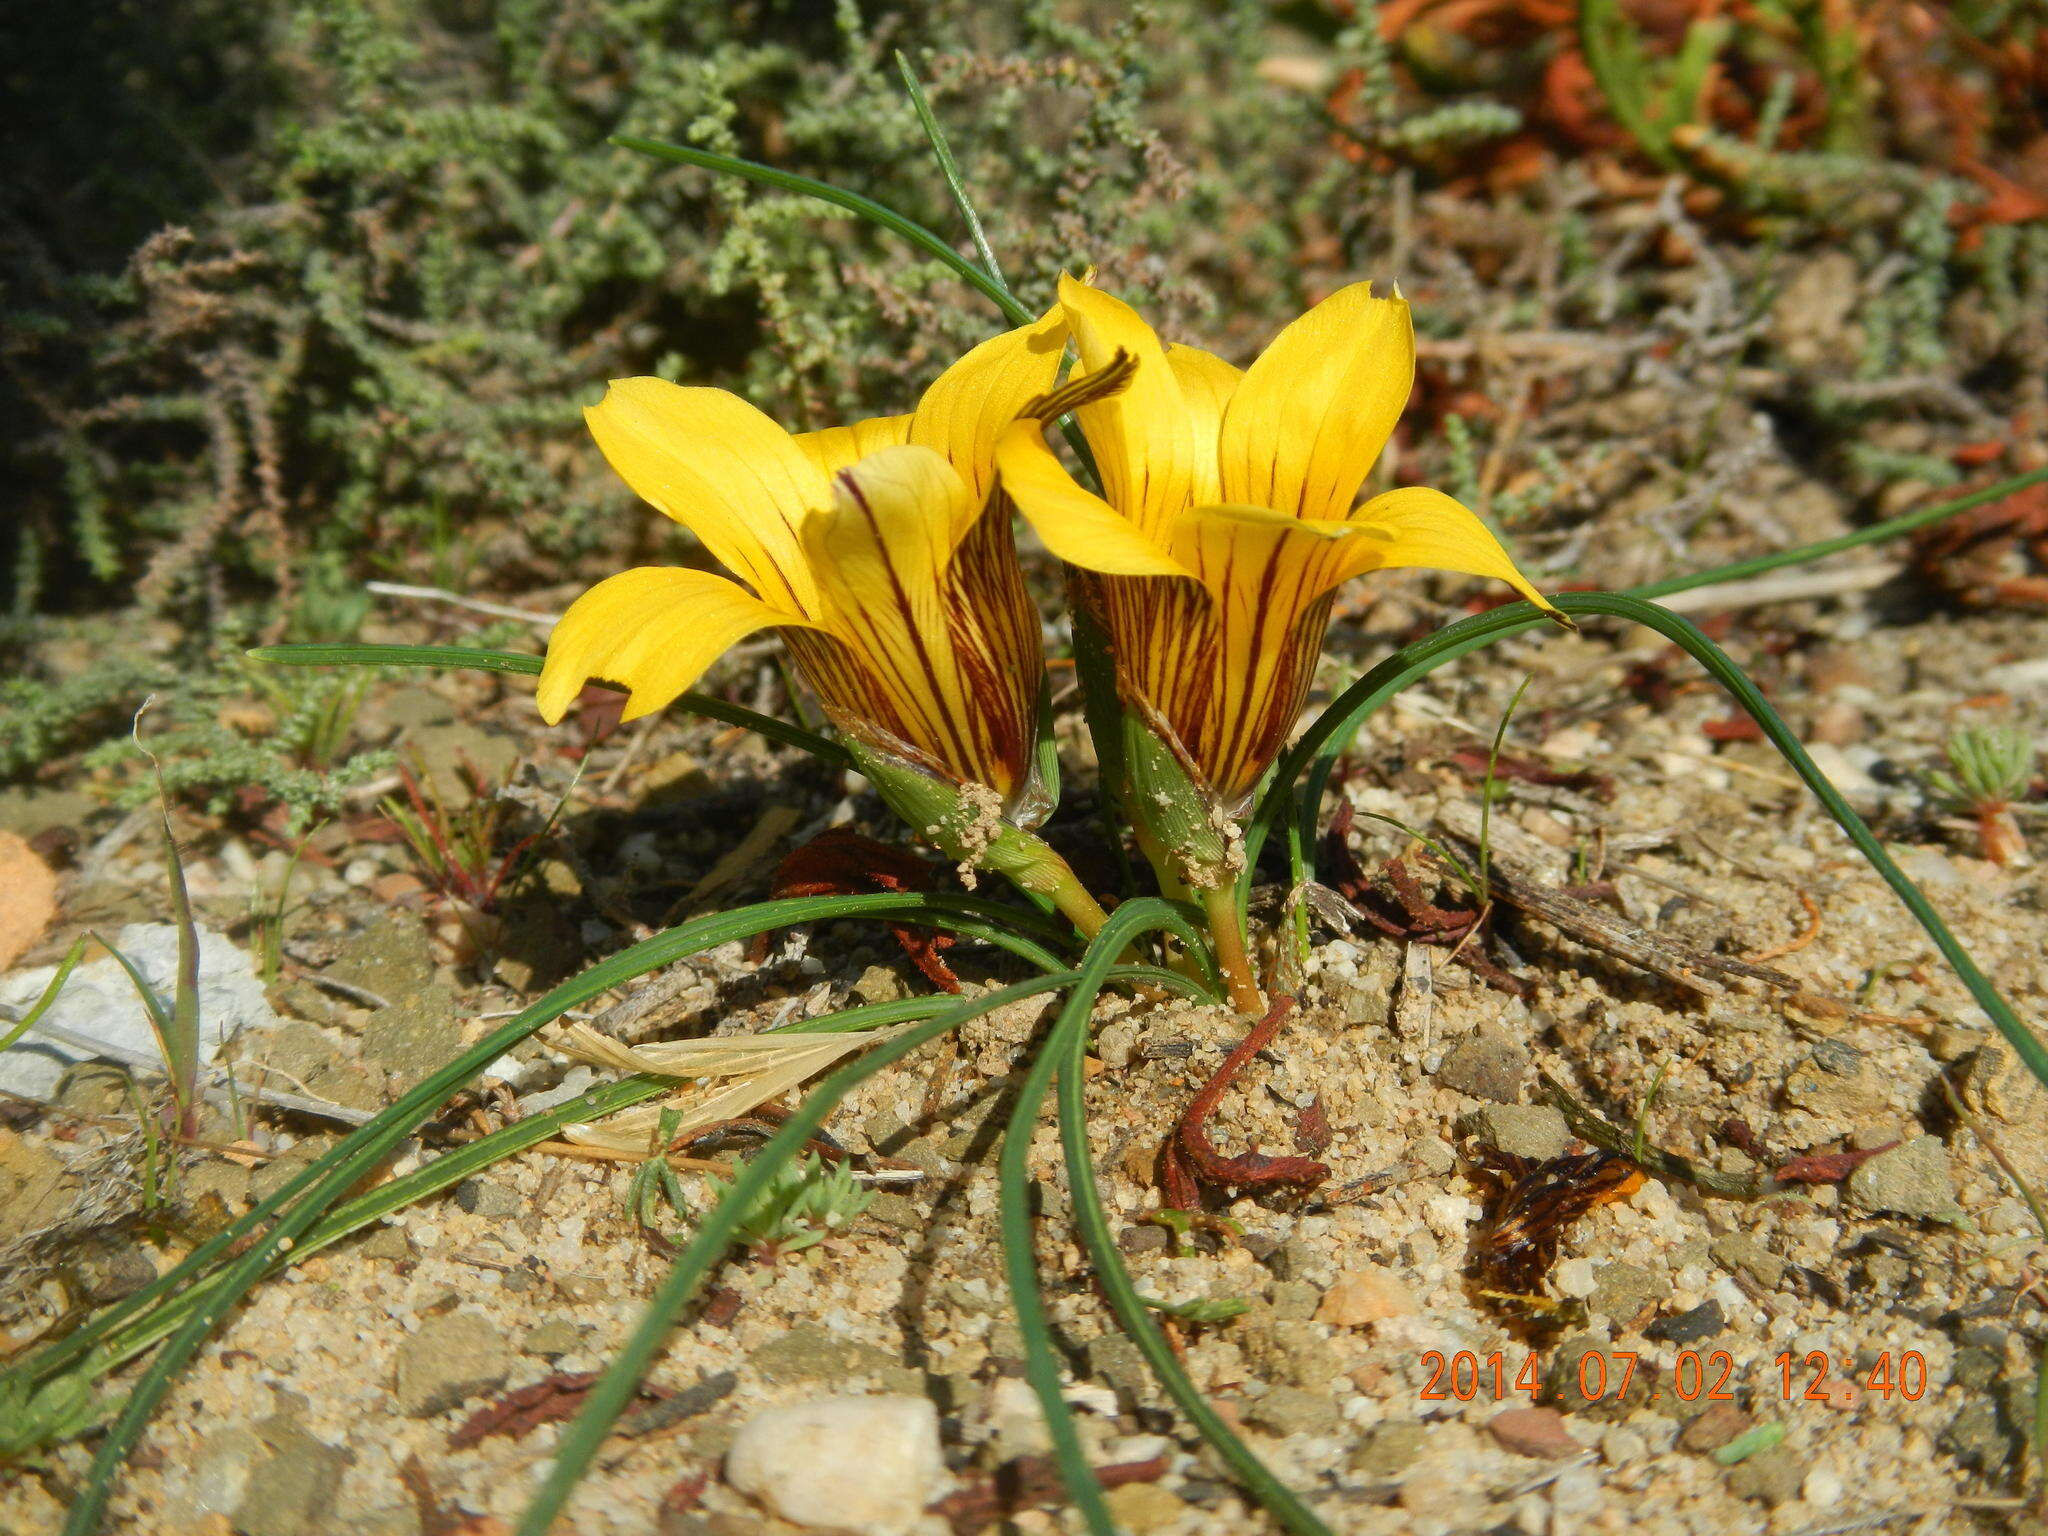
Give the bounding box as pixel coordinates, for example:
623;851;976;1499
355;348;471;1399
4;0;2044;804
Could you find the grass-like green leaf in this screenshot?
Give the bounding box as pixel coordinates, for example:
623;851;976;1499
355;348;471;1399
1256;591;2048;1092
612;134;1032;328
994;898;1212;1535
511;960;1211;1536
0;935;90;1055
1052;963;1336;1535
37;890;1095;1536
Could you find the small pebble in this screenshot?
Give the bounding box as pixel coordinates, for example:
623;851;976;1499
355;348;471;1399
725;1394;943;1535
1315;1269;1417;1326
1489;1407;1581;1458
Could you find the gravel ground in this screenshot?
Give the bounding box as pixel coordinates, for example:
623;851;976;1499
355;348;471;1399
3;579;2046;1536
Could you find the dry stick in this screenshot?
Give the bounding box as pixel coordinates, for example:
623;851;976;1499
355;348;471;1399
365;580;560;631
1653;561;1902;614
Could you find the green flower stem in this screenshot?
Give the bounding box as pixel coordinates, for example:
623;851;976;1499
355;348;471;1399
1200;881;1266;1015
513;961;1211;1536
1043;863;1115;942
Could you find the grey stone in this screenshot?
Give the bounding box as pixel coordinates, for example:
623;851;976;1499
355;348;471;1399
1726;1445;1803;1506
72;1236;157;1303
356;1225;411;1263
1845;1136;1959;1220
1810;1038;1862;1075
1646;1298;1725;1345
1263;1235;1319;1282
1542;1335;1673;1422
0;922;278;1100
1349;1419;1429;1478
1587;1262;1661;1330
247;1020;380;1113
233;1424;351;1536
1461;1103;1568;1161
250;1138;338;1204
1435;1028;1528;1103
1407;1136;1456;1178
1329;944;1398;1026
0;785;99;839
1267;1280;1322;1322
1238;1313;1342;1390
1951;1344;2002;1392
190;1426;267;1522
851;964;906;1005
392;1312;512;1417
1942;1399;2016;1471
452;1178;520;1219
521;1319;583;1357
178;1157;253;1218
1119;1223;1169;1255
1780;1052;1889;1122
1084;1334;1151;1404
1248;1385;1342;1437
359;985;463;1082
0;1130;72;1236
1710;1232;1785;1290
861;1107;912;1154
862;1192;920;1229
750;1325;902;1386
324;914;435;1008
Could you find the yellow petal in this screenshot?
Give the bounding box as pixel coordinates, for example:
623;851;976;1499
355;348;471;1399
537;568;797;725
1167;343;1243;506
908;306;1068;503
1335;486;1559;614
1162;503;1369;804
793;413;912;481
799;446;996;788
995;421;1191;579
1216;283;1413;521
1056;274;1197;545
584;378;830;616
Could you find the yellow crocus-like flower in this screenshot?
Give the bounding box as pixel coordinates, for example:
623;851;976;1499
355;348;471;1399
996;274;1560;811
538;310;1065;818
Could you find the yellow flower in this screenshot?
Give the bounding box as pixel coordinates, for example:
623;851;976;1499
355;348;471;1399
996;274;1560;809
538;310;1066;816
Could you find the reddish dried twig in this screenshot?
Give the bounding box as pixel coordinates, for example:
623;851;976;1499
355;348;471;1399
1743;890;1823;963
1158;997;1329;1210
1294;1095;1333;1156
448;1371;671;1450
1443;746;1615;801
768;828;961;991
1911;476;2048;610
1773;1141;1898;1185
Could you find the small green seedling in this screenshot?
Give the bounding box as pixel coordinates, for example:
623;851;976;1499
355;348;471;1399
0;1368;106;1470
1925;724;2036;866
703;1151;873;1262
1139;1294;1250;1329
625;1108;691;1250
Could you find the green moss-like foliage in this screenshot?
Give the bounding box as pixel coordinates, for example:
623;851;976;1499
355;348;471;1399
3;0;1390;629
